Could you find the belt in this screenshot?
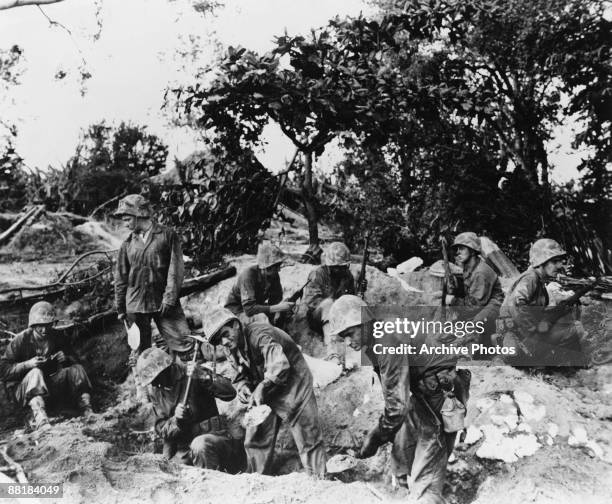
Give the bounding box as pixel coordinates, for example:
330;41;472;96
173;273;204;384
194;415;225;436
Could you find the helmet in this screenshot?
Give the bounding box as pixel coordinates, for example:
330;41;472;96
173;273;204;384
451;232;481;253
28;301;56;327
256;242;284;269
529;238;566;267
202;306;239;345
113;194;151;218
135;347;173;386
323;242;351;266
327;295;372;336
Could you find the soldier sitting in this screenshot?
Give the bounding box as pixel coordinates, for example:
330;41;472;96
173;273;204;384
0;301;93;430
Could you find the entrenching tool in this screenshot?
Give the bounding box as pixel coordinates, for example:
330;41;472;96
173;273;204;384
123;320;140;350
358;232;370;299
182;334;206;406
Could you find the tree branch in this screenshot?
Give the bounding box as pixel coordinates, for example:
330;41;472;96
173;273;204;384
0;0;63;10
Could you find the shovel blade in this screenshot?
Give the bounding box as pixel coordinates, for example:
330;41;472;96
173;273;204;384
124;321;140;350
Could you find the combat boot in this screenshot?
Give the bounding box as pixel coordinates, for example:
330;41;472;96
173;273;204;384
78;392;94;417
28;396;50;430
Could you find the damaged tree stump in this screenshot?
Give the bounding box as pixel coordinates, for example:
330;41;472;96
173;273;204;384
0;205;44;248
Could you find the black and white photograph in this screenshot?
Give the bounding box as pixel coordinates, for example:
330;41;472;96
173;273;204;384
0;1;610;503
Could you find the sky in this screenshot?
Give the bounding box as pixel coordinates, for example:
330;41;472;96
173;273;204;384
0;0;588;181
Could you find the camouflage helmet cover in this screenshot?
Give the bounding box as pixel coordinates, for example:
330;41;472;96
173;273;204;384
256;242;285;269
327;294;372;336
451;232;481;253
113;194;151;218
135;347;173;386
529;238;566;267
323;242;351;266
202;306;239;345
28;301;57;327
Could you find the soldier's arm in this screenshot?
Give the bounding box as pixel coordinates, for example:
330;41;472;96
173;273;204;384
1;342;38;383
258;332;290;390
196;368;236;402
377;344;410;442
114;242;130;316
162;230;184;307
300;269;325;311
511;275;541;334
240;271;271;316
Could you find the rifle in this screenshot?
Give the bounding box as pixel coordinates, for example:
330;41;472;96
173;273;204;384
537;277;601;332
439;237;456;321
358;232;370;299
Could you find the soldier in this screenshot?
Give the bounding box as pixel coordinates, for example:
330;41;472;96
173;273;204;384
328;295;470;503
447;232;504;345
203;307;326;477
300;242;364;364
135;347;246;471
224;242;293;325
113;194;192;360
497;238;585;366
0;302;93;430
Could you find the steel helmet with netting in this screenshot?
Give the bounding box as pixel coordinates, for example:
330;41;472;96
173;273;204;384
135;347;173;386
529;238;566;267
256;242;285;269
451;232;481;254
327;294;372;336
28;301;57;327
323;242;351;266
113;194;152;218
202;306;239;345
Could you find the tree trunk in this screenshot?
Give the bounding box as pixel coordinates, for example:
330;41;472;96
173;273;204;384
301;151;322;263
0;0;63;10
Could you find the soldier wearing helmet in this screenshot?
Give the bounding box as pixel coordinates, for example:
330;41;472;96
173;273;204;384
300;242;365;363
203;306;326;477
113;194;192;361
225;242;293;325
0;301;93;430
327;295;470;503
446;232;504;345
498;238;585;365
135;347;245;472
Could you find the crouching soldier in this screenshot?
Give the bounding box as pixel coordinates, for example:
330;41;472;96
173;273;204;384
225;242;293;325
203;307;326;477
496;238;586;367
0;302;93;430
113;194;193;361
136;347;246;472
300;242;365;364
448;232;503;346
328;295;470;504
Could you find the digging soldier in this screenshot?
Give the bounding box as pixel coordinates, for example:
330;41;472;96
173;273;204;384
496;238;586;367
224;242;293;325
300;242;366;364
328;295;470;504
0;301;93;430
113;194;193;361
446;232;504;346
135;347;246;472
203;306;326;477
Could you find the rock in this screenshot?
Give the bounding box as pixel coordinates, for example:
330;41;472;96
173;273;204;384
396;257;423;274
547;423;559;438
463;425;483;445
514;390;546;422
304;354;342;389
568;425;588;446
476;424;541;463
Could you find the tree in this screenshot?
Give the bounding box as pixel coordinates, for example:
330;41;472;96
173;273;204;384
176;16;426;258
0;0;63;10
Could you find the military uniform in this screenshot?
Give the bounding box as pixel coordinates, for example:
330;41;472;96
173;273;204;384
230;322;326;477
148;361;246;472
0;327;92;409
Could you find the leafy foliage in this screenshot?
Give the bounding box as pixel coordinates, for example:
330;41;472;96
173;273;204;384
155;146;280;265
0;141;28;212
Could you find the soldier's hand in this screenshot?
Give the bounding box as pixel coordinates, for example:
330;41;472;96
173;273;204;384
118;313;127;322
357;426;384;459
128;350;139;368
186;361;196;378
237;384;252;404
175;403;188;421
159;303;174;317
25;356;47;369
248;383;266;407
53;351;66;364
275;302;295;313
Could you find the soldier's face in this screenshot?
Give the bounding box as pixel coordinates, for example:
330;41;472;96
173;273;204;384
219;321;241;351
341;325;365;351
455;246;472;265
122;215;138;231
543;257;565;277
32;323;52;338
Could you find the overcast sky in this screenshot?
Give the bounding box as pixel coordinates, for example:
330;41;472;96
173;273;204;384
0;0;587;181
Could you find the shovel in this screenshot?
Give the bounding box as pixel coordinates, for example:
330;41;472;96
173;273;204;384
123;320;140;350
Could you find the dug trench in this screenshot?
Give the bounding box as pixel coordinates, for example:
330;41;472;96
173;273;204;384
1;263;611;503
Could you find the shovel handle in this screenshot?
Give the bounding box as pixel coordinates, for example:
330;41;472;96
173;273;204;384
181;341;200;405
